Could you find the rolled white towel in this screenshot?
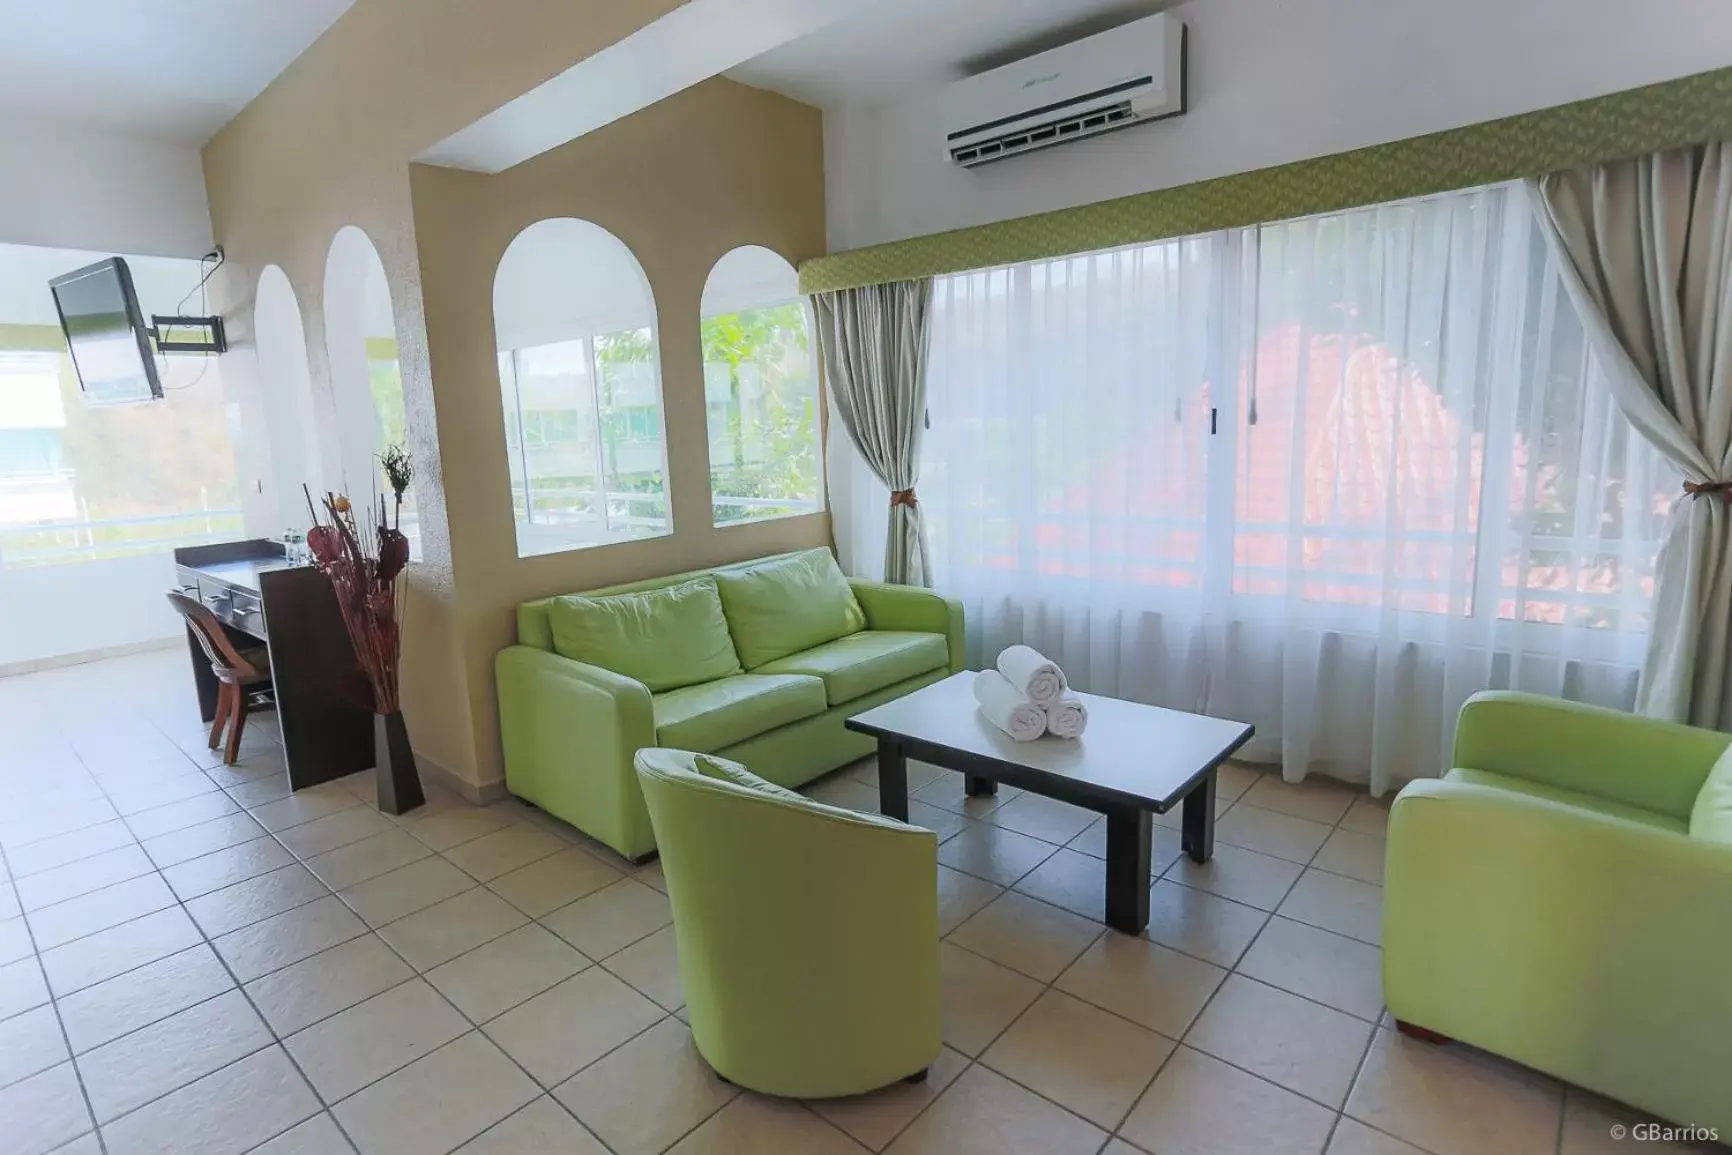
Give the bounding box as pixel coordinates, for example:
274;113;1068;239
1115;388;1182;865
972;670;1047;742
996;644;1067;706
1044;696;1088;740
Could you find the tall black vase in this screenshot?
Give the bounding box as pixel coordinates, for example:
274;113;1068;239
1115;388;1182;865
373;710;425;815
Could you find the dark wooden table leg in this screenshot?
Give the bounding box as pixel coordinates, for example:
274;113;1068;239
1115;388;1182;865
964;774;998;797
1181;767;1217;863
1104;807;1152;934
877;740;909;822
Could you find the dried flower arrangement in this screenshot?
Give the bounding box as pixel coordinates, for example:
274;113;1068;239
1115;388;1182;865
302;485;409;713
302;449;421;812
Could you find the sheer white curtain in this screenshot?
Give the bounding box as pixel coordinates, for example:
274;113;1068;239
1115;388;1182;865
831;183;1676;794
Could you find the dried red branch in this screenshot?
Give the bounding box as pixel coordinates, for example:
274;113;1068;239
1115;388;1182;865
304;489;406;715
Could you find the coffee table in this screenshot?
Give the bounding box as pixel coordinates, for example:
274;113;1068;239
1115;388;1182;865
846;672;1253;935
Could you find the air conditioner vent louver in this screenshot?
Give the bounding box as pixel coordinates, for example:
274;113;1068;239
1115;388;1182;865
949;100;1138;166
942;12;1186;169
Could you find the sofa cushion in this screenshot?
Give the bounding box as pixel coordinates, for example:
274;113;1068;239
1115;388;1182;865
1688;742;1732;845
756;631;949;707
1447;768;1689;835
713;548;866;669
653;674;827;753
549;577;741;693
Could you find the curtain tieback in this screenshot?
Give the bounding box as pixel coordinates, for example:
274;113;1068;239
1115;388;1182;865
1683;480;1732;503
889;488;919;509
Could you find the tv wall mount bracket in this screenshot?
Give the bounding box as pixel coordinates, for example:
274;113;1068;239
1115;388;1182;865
149;314;227;354
149;245;227;354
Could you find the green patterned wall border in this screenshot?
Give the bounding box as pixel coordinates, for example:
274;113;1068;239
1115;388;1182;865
799;66;1732;294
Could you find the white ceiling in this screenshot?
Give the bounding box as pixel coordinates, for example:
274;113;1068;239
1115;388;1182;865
0;0;355;144
422;0;861;173
0;0;1171;161
422;0;1173;174
726;0;1174;109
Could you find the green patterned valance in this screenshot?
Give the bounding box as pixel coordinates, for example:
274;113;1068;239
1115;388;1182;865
800;66;1732;294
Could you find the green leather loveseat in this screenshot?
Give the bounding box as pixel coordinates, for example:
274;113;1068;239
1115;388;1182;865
1385;691;1732;1136
496;548;964;860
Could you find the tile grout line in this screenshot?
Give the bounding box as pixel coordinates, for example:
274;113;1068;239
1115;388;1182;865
1198;770;1404;1145
228;793;544;1152
2;726;227;858
126;725;369;1155
1104;769;1357;1150
65;738;368;1155
15;730;1408;1155
318;818;704;1152
17;764;521;1025
911;762;1393;1151
946;844;1249;1150
2;809;112;1154
245;788;676;1155
940;833;1385;1030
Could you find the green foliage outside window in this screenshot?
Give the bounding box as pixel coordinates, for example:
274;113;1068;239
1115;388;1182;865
700;303;820;523
584;307;821;523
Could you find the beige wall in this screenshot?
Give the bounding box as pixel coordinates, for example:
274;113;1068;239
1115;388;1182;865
411;75;828;789
200;0;828;790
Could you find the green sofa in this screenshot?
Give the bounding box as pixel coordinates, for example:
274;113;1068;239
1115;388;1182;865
496;549;964;860
635;748;941;1097
1385;691;1732;1136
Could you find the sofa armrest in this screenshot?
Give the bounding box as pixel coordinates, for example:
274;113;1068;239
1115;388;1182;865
1385;779;1732;1133
849;579;965;673
1453;691;1726;823
495;645;658;859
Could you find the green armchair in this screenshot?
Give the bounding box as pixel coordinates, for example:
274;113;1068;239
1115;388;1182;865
634;748;942;1099
1385;691;1732;1135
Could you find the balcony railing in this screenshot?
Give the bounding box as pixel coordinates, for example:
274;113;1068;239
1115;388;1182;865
0;508;244;568
511;487;822;533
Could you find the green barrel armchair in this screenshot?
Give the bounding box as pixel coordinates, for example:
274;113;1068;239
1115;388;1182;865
634;748;942;1098
1385;691;1732;1136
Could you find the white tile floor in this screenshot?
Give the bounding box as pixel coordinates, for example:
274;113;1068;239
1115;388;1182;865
0;649;1724;1155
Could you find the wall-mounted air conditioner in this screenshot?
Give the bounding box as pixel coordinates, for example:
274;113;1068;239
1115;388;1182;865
943;12;1187;169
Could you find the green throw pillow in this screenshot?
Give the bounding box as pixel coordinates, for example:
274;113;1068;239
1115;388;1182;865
548;577;742;692
1689;742;1732;846
713;548;866;668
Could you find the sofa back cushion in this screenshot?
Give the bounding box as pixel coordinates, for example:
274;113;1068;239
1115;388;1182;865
714;548;866;669
548;576;742;692
1689;741;1732;845
516;551;816;652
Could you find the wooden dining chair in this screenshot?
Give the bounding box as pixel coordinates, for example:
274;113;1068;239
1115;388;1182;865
167;591;273;765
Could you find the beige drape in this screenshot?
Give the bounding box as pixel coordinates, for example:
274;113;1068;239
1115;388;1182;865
811;280;934;586
1530;143;1732;728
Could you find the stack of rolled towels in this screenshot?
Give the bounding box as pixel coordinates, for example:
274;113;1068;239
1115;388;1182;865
972;644;1089;742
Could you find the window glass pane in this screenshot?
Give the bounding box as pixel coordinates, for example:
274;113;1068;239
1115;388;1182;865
1235;198;1500;612
1494;222;1673;632
324;227;417;557
594;327;669;532
493;219;669;557
700;247;822;525
923;236;1216;593
0;342;241;568
914;181;1670;650
367;349;419;550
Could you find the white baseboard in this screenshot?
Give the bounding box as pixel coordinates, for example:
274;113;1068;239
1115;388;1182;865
0;636;181;680
414;751;508;805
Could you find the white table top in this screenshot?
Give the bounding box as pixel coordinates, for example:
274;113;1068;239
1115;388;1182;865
847;672;1253;810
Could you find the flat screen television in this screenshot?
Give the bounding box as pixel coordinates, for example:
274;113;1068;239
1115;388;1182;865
49;257;162;405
